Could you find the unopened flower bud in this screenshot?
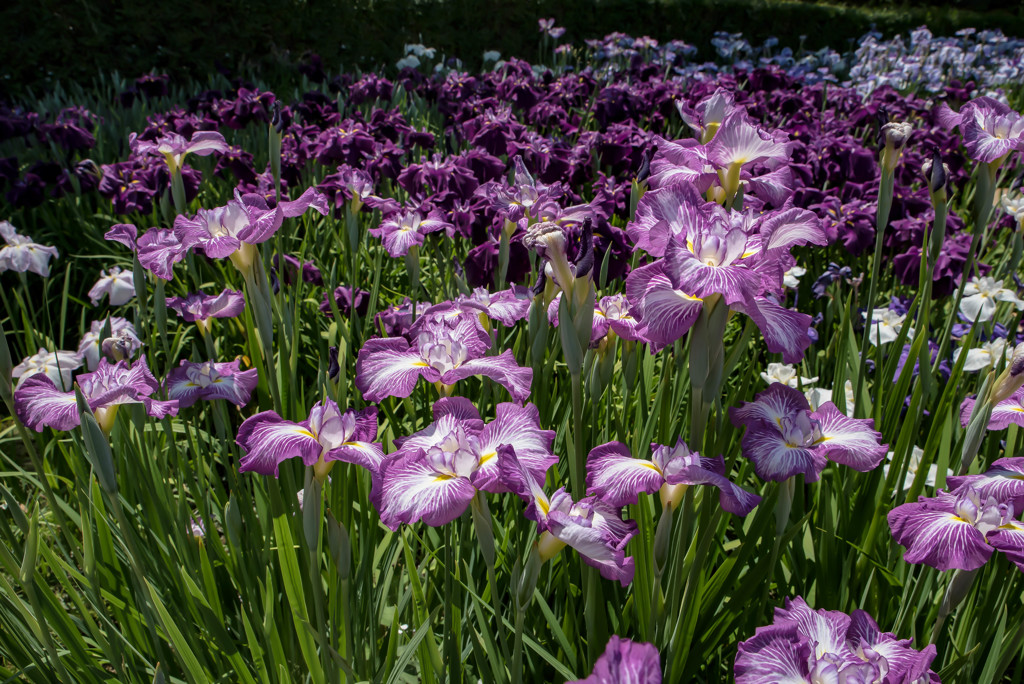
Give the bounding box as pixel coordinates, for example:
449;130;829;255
990;342;1024;404
636;144;657;184
327;346;340;382
880;122;913;173
271;102;284;133
922;148;949;198
523;221;575;294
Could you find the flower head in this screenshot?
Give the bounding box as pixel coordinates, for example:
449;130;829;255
570;635;662;684
88;267;135;306
12;348;82;389
165;359;258;409
0;221;59;276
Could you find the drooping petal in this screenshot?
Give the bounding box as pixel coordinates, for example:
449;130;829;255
277;186;330;218
498;444;552;528
758;208;828;252
354;337;434;402
734;297;814;364
625;261;702;352
236;411;322;476
847;609;936;680
887;498;993;571
377;451;477;529
585;441;666;507
730;383;811;430
13;374;80;432
547;504;636;586
812;403;887;472
662;452;761;516
136;228;187;281
440;349;532;402
734;622;813;684
431;396;484;426
986;520;1024;571
665;236;763;307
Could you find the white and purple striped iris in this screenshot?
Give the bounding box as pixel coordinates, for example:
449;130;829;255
355;311;532;403
105;223;188;281
376;397;555;529
500;446;637;586
570;635;662;684
937;96;1024;164
729;383;888;482
625;185;826;361
173;187;328;273
585;440;760;515
166;289;245;332
889;458;1024;573
369;208;453;257
735;597;938;684
14;355;178;433
548;293;642;345
12;347;82;389
235;401;382;479
129;130;229;174
164;359;258;409
960;385;1024;431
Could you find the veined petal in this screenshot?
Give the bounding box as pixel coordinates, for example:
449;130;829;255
382;224;427;257
947;457;1024;509
735;296;814;364
735;623;813;684
236;411;322;476
739;423;826;482
758;208;828;252
585;441;665;507
355;337;434;402
571;636;662;684
498;445;552;528
441;349;532;403
665;237;762;307
277;186;330;218
325;441;386;475
625;261;702;352
663;453;761;516
377;451;477;529
813;403;887;472
13;374;80;431
887;499;993;571
164;367;205;408
987;520;1024;571
432;396;484;426
475;402;555;492
548;507;636;586
730;383;810;430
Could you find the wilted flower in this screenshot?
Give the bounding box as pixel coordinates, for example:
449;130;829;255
0;221;59;276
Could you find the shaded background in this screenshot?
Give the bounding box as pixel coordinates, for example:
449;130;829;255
2;0;1023;96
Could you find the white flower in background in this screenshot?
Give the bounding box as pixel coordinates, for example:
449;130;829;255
404;44;436;59
0;221;59;277
960;276;1023;324
396;55;421;70
12;348;82;389
483;50;502;63
805;379;855;417
1003;193;1024;226
760;362;817;388
883;446;947;493
783;265;806;289
953;337;1014;372
865;308;913;346
88;267;135;306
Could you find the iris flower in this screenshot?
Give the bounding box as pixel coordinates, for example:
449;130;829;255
376;397;555;528
88;267;135;306
936;96;1024;165
165;359;258;408
105;223;187;281
570;635;662;684
960;385;1024;431
959;276;1023;324
166;290;245;333
129;130;229;175
355;310;532;403
370;208;454;257
0;221;59;276
735;597;938;683
15;355;178;433
500;445;637;586
77;318;139;370
585;439;760;515
236;401;382;481
729;383;887;482
12;348;82;389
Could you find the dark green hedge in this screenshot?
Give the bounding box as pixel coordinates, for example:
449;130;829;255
3;0;1022;95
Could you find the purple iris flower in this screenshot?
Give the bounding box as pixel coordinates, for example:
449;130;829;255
173;187;328;273
129;130;228;174
960;385;1024;431
369;208;454;257
888;486;1014;572
320;285;371;318
936;96;1024;164
14;355;178;433
625;189;825;360
355;310;532;403
375;298;434;337
164;359;258;408
585;440;760;515
457;286;533;328
676;87;738;143
946;457;1024;510
166;289;245;331
376;397;555;528
735;597;938;683
729;383;888;482
235;402;382;479
105;223;188;281
500;446;637;586
569;635;662;684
